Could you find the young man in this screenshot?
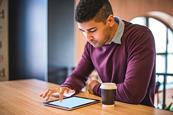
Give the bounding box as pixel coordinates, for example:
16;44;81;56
40;0;156;107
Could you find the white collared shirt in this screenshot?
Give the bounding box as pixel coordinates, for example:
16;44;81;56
111;17;125;44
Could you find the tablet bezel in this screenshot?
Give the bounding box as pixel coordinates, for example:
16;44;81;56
43;96;100;111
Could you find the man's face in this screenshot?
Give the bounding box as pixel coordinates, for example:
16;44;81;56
77;19;112;48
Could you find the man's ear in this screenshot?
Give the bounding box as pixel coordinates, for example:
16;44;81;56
106;15;115;27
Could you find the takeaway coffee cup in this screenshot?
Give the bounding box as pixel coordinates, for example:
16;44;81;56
100;83;117;107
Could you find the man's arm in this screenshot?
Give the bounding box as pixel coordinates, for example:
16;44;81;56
91;27;156;104
61;43;94;94
40;43;94;101
115;27;156;104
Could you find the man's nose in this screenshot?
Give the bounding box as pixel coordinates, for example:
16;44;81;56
85;32;93;41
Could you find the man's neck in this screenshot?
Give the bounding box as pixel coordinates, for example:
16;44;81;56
106;21;118;44
111;22;118;40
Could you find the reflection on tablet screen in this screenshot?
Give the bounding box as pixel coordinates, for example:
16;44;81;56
49;97;96;108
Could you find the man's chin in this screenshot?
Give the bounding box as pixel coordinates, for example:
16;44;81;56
92;44;102;48
89;42;102;48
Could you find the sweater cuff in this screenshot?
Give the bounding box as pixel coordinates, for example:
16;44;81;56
93;83;101;96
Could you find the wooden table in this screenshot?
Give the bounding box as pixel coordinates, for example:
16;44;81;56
0;79;172;115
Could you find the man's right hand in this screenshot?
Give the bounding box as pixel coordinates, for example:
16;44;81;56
40;86;73;101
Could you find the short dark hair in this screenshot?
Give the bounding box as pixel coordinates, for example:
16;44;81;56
75;0;113;23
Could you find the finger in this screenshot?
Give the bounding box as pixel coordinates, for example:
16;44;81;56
40;90;46;97
59;88;64;101
51;92;60;98
42;89;50;98
64;87;70;94
40;89;48;98
40;92;43;97
40;89;48;97
45;90;53;101
59;87;66;101
51;87;62;97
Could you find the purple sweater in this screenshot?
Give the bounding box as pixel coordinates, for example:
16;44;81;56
62;21;156;106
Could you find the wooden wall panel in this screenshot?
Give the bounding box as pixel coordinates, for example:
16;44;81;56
0;0;8;81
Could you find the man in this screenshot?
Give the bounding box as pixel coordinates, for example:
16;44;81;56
40;0;156;107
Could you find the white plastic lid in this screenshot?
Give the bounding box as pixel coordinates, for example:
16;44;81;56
100;83;117;90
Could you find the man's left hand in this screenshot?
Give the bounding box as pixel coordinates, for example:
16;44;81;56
86;79;100;94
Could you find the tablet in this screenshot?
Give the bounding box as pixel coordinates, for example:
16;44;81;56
43;96;100;111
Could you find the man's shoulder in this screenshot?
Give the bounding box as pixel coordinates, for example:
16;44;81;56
122;21;154;45
123;20;151;33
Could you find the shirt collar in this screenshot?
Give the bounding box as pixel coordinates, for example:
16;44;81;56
111;17;125;44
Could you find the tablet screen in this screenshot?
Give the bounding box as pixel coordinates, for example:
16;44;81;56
44;96;100;110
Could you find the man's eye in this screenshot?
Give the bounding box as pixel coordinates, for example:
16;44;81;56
79;29;85;32
90;29;97;33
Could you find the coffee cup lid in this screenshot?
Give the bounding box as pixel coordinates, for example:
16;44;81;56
100;83;117;89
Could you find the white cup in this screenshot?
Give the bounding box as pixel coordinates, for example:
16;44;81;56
100;83;117;107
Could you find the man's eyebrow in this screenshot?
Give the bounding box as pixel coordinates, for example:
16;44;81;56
79;27;96;32
87;27;97;31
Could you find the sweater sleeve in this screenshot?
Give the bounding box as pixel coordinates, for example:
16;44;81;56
61;43;94;94
115;27;156;104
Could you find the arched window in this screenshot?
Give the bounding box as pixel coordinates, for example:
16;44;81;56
131;12;173;109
